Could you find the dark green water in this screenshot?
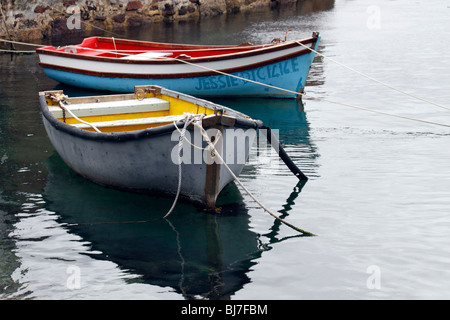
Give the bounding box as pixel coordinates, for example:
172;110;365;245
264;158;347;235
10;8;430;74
1;0;450;300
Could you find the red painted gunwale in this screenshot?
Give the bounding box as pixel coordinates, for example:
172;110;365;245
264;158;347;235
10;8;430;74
36;36;318;65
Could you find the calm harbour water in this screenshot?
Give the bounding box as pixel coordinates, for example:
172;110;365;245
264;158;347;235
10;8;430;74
1;0;450;300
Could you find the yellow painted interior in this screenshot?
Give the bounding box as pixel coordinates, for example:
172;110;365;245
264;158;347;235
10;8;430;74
48;92;216;133
81;122;174;133
61;110;170;125
158;94;214;117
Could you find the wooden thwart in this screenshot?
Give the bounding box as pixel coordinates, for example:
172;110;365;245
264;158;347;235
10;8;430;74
71;114;185;129
48;97;170;119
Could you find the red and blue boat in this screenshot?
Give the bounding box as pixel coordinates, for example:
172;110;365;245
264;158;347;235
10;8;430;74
37;33;320;98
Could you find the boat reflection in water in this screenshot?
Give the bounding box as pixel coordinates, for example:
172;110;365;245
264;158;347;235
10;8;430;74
213;97;311;142
214;97;319;179
42;98;316;299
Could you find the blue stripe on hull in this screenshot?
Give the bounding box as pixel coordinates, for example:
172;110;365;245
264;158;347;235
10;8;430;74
43;46;318;98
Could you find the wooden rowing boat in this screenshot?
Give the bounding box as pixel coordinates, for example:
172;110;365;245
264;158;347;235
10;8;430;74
36;33;320;98
39;85;262;209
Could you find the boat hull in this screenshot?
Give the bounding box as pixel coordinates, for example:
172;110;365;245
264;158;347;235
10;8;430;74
38;35;320;98
41;53;314;98
39;92;260;208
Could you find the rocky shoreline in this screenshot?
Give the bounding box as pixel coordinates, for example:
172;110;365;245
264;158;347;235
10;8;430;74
0;0;332;43
0;0;283;42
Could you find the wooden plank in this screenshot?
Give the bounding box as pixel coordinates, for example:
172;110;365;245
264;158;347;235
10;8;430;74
71;114;185;129
120;52;173;60
48;97;170;118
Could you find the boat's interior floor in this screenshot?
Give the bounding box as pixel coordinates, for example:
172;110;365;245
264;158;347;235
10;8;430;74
47;94;215;133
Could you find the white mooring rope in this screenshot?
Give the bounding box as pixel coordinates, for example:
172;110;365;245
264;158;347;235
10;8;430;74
191;118;315;235
163;113;200;218
172;57;450;128
50;94;102;133
0;38;44;47
294;40;450;112
3;33;448;126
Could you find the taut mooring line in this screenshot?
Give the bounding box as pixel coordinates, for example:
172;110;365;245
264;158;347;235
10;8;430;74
172;57;450;128
193;120;316;236
295;40;450;112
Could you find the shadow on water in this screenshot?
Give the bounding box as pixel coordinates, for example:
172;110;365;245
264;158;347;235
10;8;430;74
42;152;309;299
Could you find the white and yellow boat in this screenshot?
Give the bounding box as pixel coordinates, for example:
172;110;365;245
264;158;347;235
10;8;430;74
39;85;262;208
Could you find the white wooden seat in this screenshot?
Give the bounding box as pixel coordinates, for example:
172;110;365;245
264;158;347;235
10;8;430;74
71;114;185;129
48;97;170;119
120;52;173;60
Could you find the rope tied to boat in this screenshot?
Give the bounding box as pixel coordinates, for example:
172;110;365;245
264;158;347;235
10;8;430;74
294;40;450;112
173;114;222;151
48;93;102;133
163;113;204;219
189;117;315;236
165;113;314;234
171;57;450;128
